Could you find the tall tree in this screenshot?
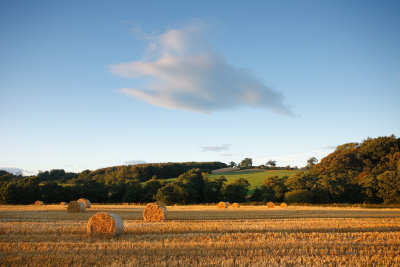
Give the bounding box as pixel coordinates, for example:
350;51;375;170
306;157;318;170
222;178;250;203
240;158;253;169
266;160;277;168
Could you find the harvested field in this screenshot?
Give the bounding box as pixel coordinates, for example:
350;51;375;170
1;205;400;266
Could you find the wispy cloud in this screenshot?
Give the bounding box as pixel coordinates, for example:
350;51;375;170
0;167;34;176
123;160;148;165
201;144;231;152
110;22;293;115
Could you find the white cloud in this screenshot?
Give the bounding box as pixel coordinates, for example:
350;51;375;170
123;160;148;165
0;167;34;176
254;147;335;167
111;22;294;115
201;144;231;152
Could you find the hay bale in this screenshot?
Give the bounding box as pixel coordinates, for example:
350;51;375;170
226;202;231;206
280;202;288;208
267;202;275;208
60;202;66;205
143;203;167;222
155;201;166;209
34;200;43;206
217;201;228;208
78;198;91;208
67;201;86;213
231;203;240;208
87;212;123;236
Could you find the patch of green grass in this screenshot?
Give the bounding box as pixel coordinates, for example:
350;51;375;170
58;183;74;187
209;170;301;193
162;170;301;194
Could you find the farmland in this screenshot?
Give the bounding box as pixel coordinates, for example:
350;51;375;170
165;169;300;193
1;204;400;266
208;169;299;191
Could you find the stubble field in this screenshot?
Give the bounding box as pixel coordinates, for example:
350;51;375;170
1;204;400;266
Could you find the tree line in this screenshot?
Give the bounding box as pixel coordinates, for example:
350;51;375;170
0;169;249;205
1;135;399;204
250;135;400;204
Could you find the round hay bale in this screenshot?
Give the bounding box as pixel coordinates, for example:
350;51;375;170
154;201;166;209
67;201;86;213
143;203;166;222
280;202;288;208
226;202;231;206
217;201;228;208
231;203;240;208
60;202;66;206
78;198;91;208
34;200;43;206
87;212;123;236
267;202;275;208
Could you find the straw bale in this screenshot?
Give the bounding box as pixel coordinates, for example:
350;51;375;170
34;200;43;206
267;202;275;208
143;203;167;222
60;202;66;205
67;201;86;213
78;198;91;208
280;202;288;208
231;202;240;208
87;212;123;236
217;201;228;208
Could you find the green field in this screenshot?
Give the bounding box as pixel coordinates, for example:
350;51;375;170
165;169;301;193
209;169;300;192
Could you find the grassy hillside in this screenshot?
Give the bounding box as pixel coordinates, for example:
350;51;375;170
209;169;300;192
165;169;301;193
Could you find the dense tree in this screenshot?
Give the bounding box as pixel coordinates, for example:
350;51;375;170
203;176;227;203
266;160;277;168
222;178;250;203
154;183;188;205
284;190;313;203
1;137;399;205
240;158;253;169
142;176;164;202
306;157;318;170
40;182;69;203
73;180;107;203
177;169;205;203
376;171;400;204
250;176;287;202
121;179;142;202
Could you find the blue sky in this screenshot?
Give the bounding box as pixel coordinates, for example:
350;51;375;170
1;0;399;174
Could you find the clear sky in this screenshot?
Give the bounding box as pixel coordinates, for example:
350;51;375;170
1;0;399;175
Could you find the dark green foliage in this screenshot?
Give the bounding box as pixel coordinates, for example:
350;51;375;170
203;176;227;203
72;180;108;203
250;176;287;202
284;190;313;203
240;158;253;169
177;169;205;203
154;183;188;205
121;179;142;203
37;169;78;183
222;178;250;203
1;136;399;204
376;171;400;204
142;176;164;202
85;162;227;184
0;177;40;204
40;182;69;203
